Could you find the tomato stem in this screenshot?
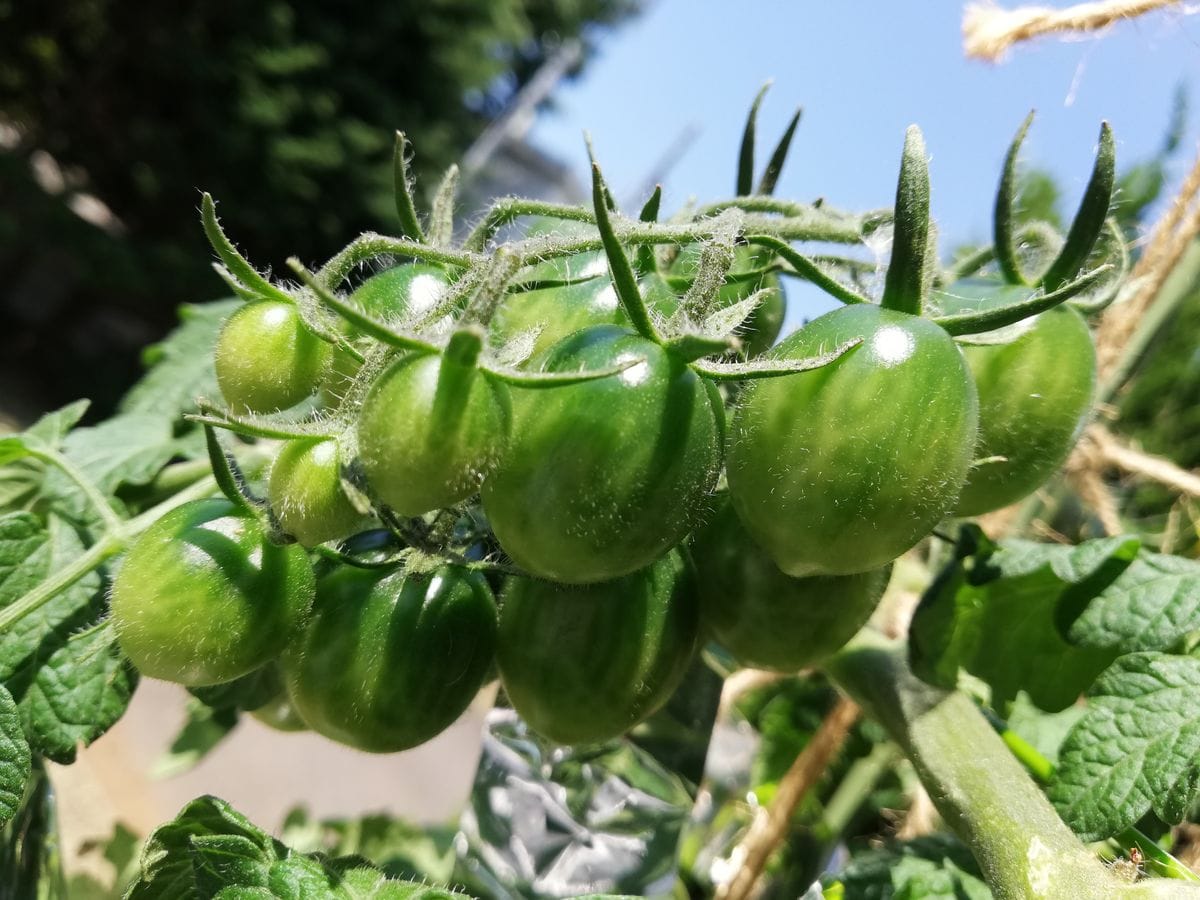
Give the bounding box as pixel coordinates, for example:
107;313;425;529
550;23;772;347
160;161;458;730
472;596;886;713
826;632;1200;897
462;198;598;253
0;534;122;635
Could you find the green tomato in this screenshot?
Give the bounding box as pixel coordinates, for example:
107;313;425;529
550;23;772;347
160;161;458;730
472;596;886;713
267;438;364;547
215;300;330;413
951;300;1096;517
670;244;786;356
111;498;316;686
497;551;699;745
692;500;891;671
491;271;678;364
482;325;723;584
282;564;497;753
728;303;978;577
357;351;511;516
321;264;453;405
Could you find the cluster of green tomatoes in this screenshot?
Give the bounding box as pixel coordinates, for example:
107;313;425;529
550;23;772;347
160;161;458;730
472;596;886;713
109;113;1119;753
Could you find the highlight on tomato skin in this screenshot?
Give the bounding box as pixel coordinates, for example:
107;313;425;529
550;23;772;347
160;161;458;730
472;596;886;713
495;549;700;746
214;300;331;414
481;324;724;585
110;498;316;688
727;302;979;578
692;498;892;672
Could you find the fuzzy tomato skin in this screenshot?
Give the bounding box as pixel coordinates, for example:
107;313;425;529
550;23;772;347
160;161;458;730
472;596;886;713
267;438;363;547
214;300;330;413
110;498;316;686
481;325;723;584
491;272;678;364
496;551;699;745
357;352;511;516
728;303;978;577
692;500;891;671
954;304;1096;516
249;692;308;732
282;565;497;753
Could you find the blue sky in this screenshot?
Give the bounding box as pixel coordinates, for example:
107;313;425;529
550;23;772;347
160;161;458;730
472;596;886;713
528;1;1200;321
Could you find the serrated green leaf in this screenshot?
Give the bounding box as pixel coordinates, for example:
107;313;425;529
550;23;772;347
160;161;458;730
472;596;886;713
191;833;273;895
1064;550;1200;652
128;796;277;900
19;623;138;763
26;400;91;446
1051;652;1200;840
0;401;91;512
910;536;1127;712
826;834;991;899
120;299;241;418
0;683;31;826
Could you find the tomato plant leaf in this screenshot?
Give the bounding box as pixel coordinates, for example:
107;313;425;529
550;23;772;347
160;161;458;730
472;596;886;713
19;622;137;764
0;517;134;763
1050;652;1200;840
1060;548;1200;652
0;683;31;826
910;531;1131;712
190;833;273;894
824;834;990;899
120;300;241;419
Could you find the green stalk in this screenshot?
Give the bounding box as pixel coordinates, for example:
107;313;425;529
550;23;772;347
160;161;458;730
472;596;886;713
825;632;1200;898
815;741;900;841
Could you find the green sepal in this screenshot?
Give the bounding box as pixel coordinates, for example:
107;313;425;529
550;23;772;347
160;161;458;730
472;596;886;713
392;131;426;244
994;110;1036;286
427;164;459;248
211;264;261;303
287;259;440;355
443;325;484;370
589;159;661;343
737;82;772;196
200;193;293;305
481;358;637;389
635;185;663;274
932;264;1111;336
202;425;258;512
1040;122;1115;291
746;235;871;305
880;125;931;316
662;333;736;363
690;338;861;381
1069;218;1130;314
756;105;802;196
188;401;337;442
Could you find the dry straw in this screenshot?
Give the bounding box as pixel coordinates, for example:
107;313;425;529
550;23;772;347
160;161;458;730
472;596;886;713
964;0;1186;62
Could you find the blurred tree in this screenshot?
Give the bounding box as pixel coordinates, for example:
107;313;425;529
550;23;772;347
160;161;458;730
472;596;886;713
0;0;636;417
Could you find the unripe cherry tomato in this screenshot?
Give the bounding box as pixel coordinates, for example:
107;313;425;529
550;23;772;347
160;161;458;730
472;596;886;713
357;351;511;516
282;564;497;753
214;300;330;413
728;303;978;577
496;551;699;745
267;438;364;547
111;498;316;686
692;499;891;671
482;325;723;584
954;304;1096;516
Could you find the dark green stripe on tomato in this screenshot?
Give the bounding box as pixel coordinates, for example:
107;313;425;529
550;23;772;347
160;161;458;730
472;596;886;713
693;500;891;672
282;565;496;753
955;304;1096;516
497;551;700;746
482;325;723;584
111;498;316;686
728;303;978;577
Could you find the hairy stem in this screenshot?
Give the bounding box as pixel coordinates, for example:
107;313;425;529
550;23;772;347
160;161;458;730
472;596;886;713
826;632;1200;898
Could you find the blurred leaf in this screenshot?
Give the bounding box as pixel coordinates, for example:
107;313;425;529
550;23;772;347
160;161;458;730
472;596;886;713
152;699;239;779
826;834;991;899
